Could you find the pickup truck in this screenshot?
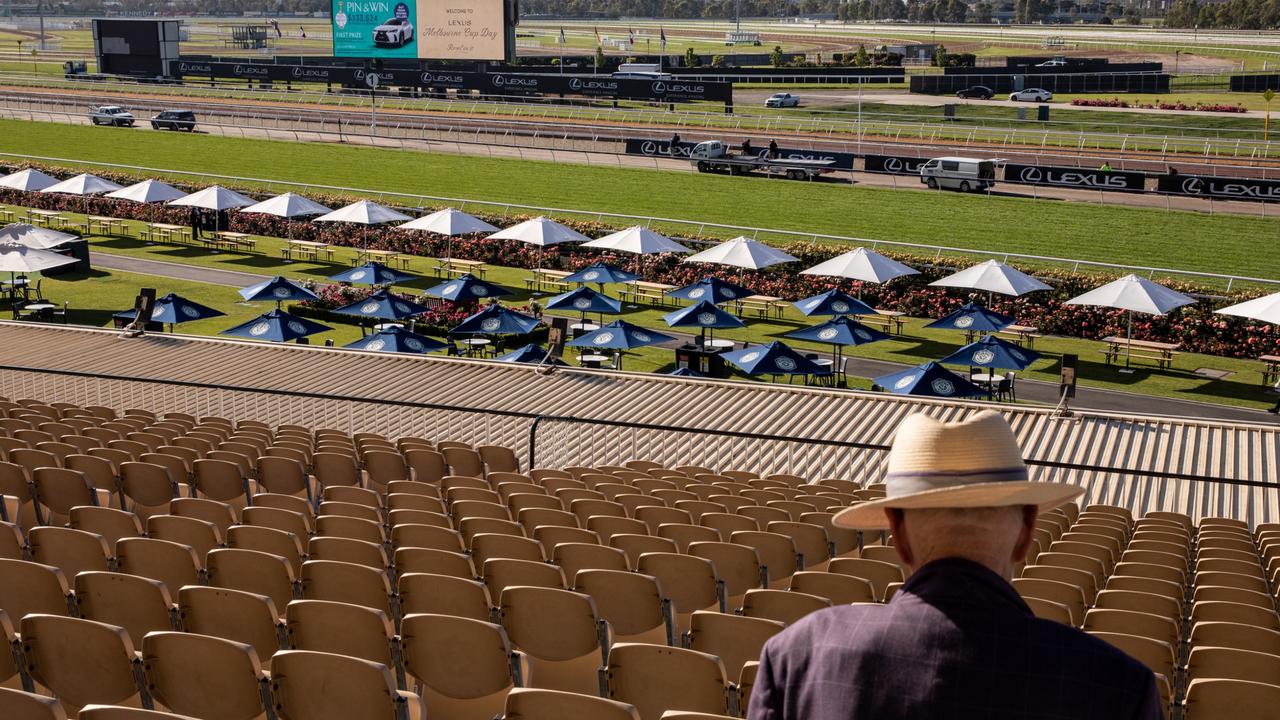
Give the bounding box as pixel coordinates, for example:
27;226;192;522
88;106;135;127
689;140;836;181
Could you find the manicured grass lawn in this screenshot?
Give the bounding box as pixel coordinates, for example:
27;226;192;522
0;119;1275;283
12;203;1272;411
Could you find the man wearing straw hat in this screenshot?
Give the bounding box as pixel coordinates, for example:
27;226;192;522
748;411;1162;720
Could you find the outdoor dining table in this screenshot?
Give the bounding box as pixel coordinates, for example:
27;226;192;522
435;258;487;278
460;338;490;357
1101;336;1181;370
144;223;192;245
215;231;257;253
283;239;334;262
28;209;65;228
997;324;1042;349
579;353;610;368
88;216;125;236
569;321;601;338
705;338;736;350
526;268;573;293
1261;355;1280;386
0;209;16;223
18;302;55;321
621;280;677;307
736;295;787;319
359;249;410;270
858;309;906;335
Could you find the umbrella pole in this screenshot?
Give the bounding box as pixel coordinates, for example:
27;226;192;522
1126;310;1133;369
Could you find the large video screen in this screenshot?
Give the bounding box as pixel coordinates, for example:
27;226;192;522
332;0;507;60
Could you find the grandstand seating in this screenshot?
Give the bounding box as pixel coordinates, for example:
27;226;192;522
0;397;1276;718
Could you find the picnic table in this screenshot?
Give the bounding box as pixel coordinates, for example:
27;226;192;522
996;324;1042;349
142;223;192;245
1101;336;1181;369
433;258;487;279
358;249;410;269
620;280;677;307
88;216;125;236
283;239;335;262
526;268;573;294
28;209;66;228
213;231;256;253
736;294;788;320
0;209;16;223
1260;355;1280;386
858;309;906;335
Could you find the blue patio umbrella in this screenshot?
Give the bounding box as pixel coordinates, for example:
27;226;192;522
424;273;513;304
792;288;877;317
563;262;639;287
722;341;826;381
495;343;567;365
344;326;446;354
668;367;703;377
568;319;677;370
872;361;987;398
450;303;541;336
545;286;622;323
939;334;1041;371
238;276;319;308
924;302;1015;335
663;299;745;343
113;292;225;331
332;289;432;322
785;315;890;380
328;261;417;286
666;276;755;305
219;308;332;343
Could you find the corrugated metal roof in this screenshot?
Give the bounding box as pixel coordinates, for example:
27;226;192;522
2;322;1276;525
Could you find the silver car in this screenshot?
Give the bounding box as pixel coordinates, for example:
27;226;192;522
1008;88;1053;102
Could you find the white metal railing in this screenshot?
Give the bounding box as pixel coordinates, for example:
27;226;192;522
0;148;1275;291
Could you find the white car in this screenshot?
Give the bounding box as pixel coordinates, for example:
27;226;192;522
88;106;134;127
765;92;800;108
1009;88;1053;102
373;17;413;47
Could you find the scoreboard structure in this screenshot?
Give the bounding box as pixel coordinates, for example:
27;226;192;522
93;19;180;78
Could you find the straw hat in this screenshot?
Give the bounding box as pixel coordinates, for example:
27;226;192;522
834;410;1083;530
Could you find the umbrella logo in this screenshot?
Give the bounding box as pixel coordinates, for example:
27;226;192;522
775;357;797;372
697;312;717;325
854;328;872;340
831;301;850;313
405;338;424;351
689;288;706;299
443;283;459;294
583;270;600;280
366;339;386;351
394;303;411;313
973;349;996;365
930;379;955;395
573;298;593;310
818;328;839;340
361;302;380;313
740;351;760;363
351;270;368;281
473;287;489;297
287;321;307;334
181;306;200;318
1010;349;1027;363
894;375;915;389
481;318;501;331
273;288;292;298
249;322;271;336
954;316;974;328
593;333;615;345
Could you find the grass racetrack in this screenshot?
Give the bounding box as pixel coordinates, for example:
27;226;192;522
0;119;1274;280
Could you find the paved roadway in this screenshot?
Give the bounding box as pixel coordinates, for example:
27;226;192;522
90;251;1271;423
3;89;1278;217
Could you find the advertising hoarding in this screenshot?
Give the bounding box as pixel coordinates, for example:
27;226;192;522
332;0;507;61
1003;163;1147;193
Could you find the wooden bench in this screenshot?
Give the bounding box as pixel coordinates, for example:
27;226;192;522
1099;346;1180;370
997;324;1042;349
620;281;676;308
737;295;787;319
525;269;573;294
433;259;487;279
1261;355;1280;385
859;311;906;335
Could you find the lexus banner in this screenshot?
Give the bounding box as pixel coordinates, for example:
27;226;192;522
863;155;928;175
1004;164;1147;193
623;139;855;170
1156;174;1280;203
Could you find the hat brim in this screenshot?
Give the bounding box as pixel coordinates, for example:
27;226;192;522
832;481;1085;531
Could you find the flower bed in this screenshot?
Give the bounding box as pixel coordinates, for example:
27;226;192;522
1070;98;1248;113
4;161;1278;360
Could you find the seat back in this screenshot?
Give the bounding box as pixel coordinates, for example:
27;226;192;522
0;688;68;720
685;611;783;681
740;589;832;626
178;586;282;668
400;613;518;720
20;614;144;714
573;569;670;647
1186;645;1280;686
788;571;875;605
503;687;640;720
74;572;175;648
206;549;296;614
1183;678;1280;720
270;649;419;720
398;572;493;623
499;586;603;695
286;599;397;672
142;631;269;720
604;643;730;720
300;560;394;618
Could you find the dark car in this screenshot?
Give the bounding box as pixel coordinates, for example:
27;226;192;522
956;86;994;100
151;110;196;132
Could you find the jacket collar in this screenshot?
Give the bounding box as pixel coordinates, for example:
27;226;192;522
893;557;1032;616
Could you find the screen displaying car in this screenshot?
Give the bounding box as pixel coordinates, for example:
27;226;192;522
956;86;994;100
765;93;800;108
373;17;413;47
1009;88;1053;102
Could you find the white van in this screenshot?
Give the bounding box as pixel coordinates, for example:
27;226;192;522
612;62;672;80
919;156;999;192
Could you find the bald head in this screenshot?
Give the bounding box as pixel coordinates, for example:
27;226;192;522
886;505;1038;580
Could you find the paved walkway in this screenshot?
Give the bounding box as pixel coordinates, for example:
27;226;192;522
91;251;1271;424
